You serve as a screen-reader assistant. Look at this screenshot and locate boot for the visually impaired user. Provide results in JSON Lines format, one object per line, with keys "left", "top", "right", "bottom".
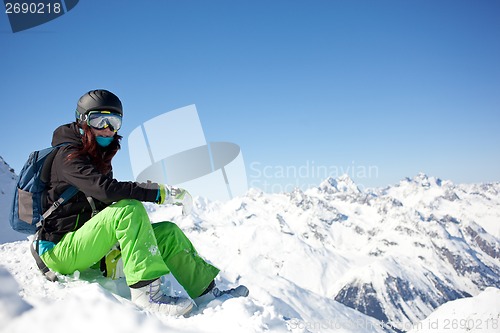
{"left": 130, "top": 278, "right": 193, "bottom": 316}
{"left": 194, "top": 284, "right": 249, "bottom": 306}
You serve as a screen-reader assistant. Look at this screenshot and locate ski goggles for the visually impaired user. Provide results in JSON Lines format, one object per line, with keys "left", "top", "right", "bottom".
{"left": 86, "top": 111, "right": 122, "bottom": 132}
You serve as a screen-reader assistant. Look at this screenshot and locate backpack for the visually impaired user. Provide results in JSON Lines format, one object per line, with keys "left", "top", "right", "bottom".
{"left": 9, "top": 143, "right": 78, "bottom": 234}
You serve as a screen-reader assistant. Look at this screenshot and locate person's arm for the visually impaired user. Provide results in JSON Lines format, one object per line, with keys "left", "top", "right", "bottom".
{"left": 57, "top": 147, "right": 159, "bottom": 204}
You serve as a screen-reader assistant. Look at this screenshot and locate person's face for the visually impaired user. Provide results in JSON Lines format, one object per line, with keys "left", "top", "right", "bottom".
{"left": 91, "top": 127, "right": 115, "bottom": 138}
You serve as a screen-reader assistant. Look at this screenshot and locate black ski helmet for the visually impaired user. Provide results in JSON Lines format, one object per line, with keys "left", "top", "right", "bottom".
{"left": 76, "top": 89, "right": 123, "bottom": 121}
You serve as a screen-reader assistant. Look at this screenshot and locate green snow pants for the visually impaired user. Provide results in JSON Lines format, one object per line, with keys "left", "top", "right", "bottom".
{"left": 41, "top": 199, "right": 220, "bottom": 299}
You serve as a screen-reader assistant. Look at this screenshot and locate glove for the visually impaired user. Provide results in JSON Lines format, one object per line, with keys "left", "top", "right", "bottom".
{"left": 158, "top": 184, "right": 193, "bottom": 216}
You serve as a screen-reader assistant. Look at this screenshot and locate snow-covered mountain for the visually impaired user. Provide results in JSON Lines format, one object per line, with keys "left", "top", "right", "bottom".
{"left": 0, "top": 158, "right": 499, "bottom": 332}
{"left": 310, "top": 174, "right": 500, "bottom": 330}
{"left": 0, "top": 156, "right": 25, "bottom": 243}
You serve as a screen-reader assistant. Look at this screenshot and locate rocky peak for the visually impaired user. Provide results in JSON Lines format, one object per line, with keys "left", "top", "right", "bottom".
{"left": 319, "top": 174, "right": 360, "bottom": 194}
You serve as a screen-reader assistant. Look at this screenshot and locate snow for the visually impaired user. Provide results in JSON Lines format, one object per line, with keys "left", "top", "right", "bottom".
{"left": 408, "top": 288, "right": 500, "bottom": 333}
{"left": 1, "top": 157, "right": 499, "bottom": 333}
{"left": 0, "top": 266, "right": 32, "bottom": 324}
{"left": 0, "top": 237, "right": 384, "bottom": 333}
{"left": 0, "top": 156, "right": 26, "bottom": 244}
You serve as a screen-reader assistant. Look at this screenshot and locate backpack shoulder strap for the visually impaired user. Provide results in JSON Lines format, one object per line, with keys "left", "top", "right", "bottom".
{"left": 38, "top": 143, "right": 79, "bottom": 225}
{"left": 34, "top": 185, "right": 77, "bottom": 282}
{"left": 33, "top": 143, "right": 79, "bottom": 282}
{"left": 40, "top": 186, "right": 79, "bottom": 223}
{"left": 31, "top": 237, "right": 58, "bottom": 282}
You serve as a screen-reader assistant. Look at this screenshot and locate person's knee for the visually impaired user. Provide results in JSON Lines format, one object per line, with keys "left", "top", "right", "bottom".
{"left": 112, "top": 199, "right": 147, "bottom": 216}
{"left": 152, "top": 222, "right": 191, "bottom": 244}
{"left": 114, "top": 199, "right": 142, "bottom": 208}
{"left": 115, "top": 198, "right": 141, "bottom": 205}
{"left": 153, "top": 221, "right": 180, "bottom": 234}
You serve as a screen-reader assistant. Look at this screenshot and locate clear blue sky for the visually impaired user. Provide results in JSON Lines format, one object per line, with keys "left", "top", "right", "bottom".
{"left": 1, "top": 0, "right": 499, "bottom": 192}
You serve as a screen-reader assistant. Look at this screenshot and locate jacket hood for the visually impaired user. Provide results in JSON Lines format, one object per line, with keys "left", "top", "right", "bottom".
{"left": 51, "top": 123, "right": 83, "bottom": 147}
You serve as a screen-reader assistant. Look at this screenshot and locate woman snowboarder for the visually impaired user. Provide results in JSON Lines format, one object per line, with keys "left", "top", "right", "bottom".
{"left": 36, "top": 89, "right": 248, "bottom": 316}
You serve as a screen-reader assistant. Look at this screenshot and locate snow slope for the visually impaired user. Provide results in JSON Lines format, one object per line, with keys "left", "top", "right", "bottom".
{"left": 409, "top": 287, "right": 500, "bottom": 333}
{"left": 1, "top": 160, "right": 499, "bottom": 332}
{"left": 0, "top": 227, "right": 384, "bottom": 333}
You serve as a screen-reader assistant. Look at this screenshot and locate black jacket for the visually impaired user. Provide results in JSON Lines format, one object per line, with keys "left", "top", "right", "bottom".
{"left": 41, "top": 123, "right": 159, "bottom": 243}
